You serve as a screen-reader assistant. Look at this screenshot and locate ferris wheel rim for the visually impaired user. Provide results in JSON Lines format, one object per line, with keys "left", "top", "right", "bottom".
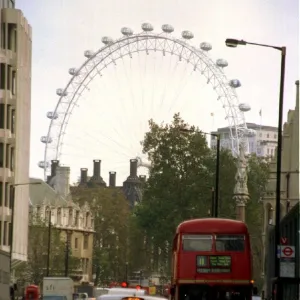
{"left": 42, "top": 27, "right": 248, "bottom": 180}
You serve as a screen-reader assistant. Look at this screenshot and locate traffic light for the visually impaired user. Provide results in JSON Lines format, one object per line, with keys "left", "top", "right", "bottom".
{"left": 136, "top": 285, "right": 141, "bottom": 290}
{"left": 121, "top": 282, "right": 128, "bottom": 288}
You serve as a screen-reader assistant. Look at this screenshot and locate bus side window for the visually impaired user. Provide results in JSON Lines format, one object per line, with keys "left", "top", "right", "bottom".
{"left": 172, "top": 234, "right": 178, "bottom": 251}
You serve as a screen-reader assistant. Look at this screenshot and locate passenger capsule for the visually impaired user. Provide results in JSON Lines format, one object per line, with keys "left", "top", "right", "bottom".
{"left": 161, "top": 24, "right": 174, "bottom": 33}
{"left": 56, "top": 88, "right": 68, "bottom": 96}
{"left": 84, "top": 50, "right": 94, "bottom": 58}
{"left": 40, "top": 136, "right": 53, "bottom": 143}
{"left": 141, "top": 23, "right": 154, "bottom": 32}
{"left": 216, "top": 59, "right": 228, "bottom": 68}
{"left": 38, "top": 161, "right": 50, "bottom": 169}
{"left": 229, "top": 79, "right": 241, "bottom": 88}
{"left": 101, "top": 36, "right": 114, "bottom": 45}
{"left": 68, "top": 68, "right": 79, "bottom": 76}
{"left": 46, "top": 111, "right": 58, "bottom": 119}
{"left": 238, "top": 103, "right": 251, "bottom": 112}
{"left": 182, "top": 30, "right": 194, "bottom": 39}
{"left": 200, "top": 42, "right": 212, "bottom": 51}
{"left": 121, "top": 27, "right": 133, "bottom": 36}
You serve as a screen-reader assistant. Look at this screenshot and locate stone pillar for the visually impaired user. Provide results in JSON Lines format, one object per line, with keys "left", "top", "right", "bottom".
{"left": 233, "top": 143, "right": 250, "bottom": 222}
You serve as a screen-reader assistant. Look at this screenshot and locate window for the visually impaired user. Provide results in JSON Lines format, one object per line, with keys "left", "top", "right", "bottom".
{"left": 1, "top": 23, "right": 6, "bottom": 48}
{"left": 12, "top": 71, "right": 16, "bottom": 95}
{"left": 3, "top": 221, "right": 7, "bottom": 245}
{"left": 4, "top": 183, "right": 9, "bottom": 207}
{"left": 10, "top": 147, "right": 14, "bottom": 171}
{"left": 7, "top": 23, "right": 17, "bottom": 52}
{"left": 85, "top": 212, "right": 90, "bottom": 227}
{"left": 0, "top": 143, "right": 4, "bottom": 167}
{"left": 0, "top": 64, "right": 5, "bottom": 89}
{"left": 68, "top": 208, "right": 73, "bottom": 226}
{"left": 57, "top": 208, "right": 61, "bottom": 225}
{"left": 267, "top": 148, "right": 269, "bottom": 155}
{"left": 74, "top": 237, "right": 78, "bottom": 249}
{"left": 267, "top": 134, "right": 269, "bottom": 138}
{"left": 0, "top": 104, "right": 4, "bottom": 128}
{"left": 11, "top": 109, "right": 15, "bottom": 133}
{"left": 83, "top": 235, "right": 88, "bottom": 249}
{"left": 0, "top": 183, "right": 3, "bottom": 206}
{"left": 182, "top": 234, "right": 213, "bottom": 252}
{"left": 215, "top": 235, "right": 245, "bottom": 252}
{"left": 8, "top": 223, "right": 11, "bottom": 246}
{"left": 75, "top": 211, "right": 79, "bottom": 226}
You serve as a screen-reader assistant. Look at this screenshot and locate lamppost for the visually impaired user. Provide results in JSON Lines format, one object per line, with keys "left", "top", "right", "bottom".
{"left": 9, "top": 182, "right": 41, "bottom": 272}
{"left": 179, "top": 128, "right": 220, "bottom": 217}
{"left": 225, "top": 38, "right": 286, "bottom": 296}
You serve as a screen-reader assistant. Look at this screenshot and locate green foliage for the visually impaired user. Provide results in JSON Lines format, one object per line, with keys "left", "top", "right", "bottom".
{"left": 131, "top": 113, "right": 269, "bottom": 283}
{"left": 72, "top": 187, "right": 130, "bottom": 285}
{"left": 16, "top": 214, "right": 80, "bottom": 286}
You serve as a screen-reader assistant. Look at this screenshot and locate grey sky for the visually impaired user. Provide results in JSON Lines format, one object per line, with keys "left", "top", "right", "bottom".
{"left": 16, "top": 0, "right": 299, "bottom": 184}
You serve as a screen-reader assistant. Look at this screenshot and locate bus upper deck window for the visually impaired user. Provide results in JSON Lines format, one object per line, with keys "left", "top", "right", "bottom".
{"left": 215, "top": 234, "right": 245, "bottom": 252}
{"left": 182, "top": 234, "right": 213, "bottom": 251}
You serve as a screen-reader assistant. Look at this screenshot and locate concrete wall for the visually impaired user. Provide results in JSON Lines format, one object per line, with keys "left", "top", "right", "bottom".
{"left": 0, "top": 8, "right": 32, "bottom": 264}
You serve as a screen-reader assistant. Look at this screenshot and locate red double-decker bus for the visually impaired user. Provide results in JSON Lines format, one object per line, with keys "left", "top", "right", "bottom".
{"left": 170, "top": 218, "right": 253, "bottom": 300}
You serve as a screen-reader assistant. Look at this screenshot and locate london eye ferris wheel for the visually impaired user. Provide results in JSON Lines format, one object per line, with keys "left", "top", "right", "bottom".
{"left": 38, "top": 23, "right": 254, "bottom": 184}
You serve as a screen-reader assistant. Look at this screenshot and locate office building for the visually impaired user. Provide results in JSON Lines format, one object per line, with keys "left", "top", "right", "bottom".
{"left": 0, "top": 2, "right": 32, "bottom": 268}
{"left": 210, "top": 123, "right": 278, "bottom": 157}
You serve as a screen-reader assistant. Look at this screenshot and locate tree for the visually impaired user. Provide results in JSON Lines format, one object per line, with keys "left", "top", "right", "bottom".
{"left": 246, "top": 155, "right": 270, "bottom": 289}
{"left": 71, "top": 187, "right": 130, "bottom": 285}
{"left": 16, "top": 214, "right": 80, "bottom": 286}
{"left": 132, "top": 113, "right": 269, "bottom": 279}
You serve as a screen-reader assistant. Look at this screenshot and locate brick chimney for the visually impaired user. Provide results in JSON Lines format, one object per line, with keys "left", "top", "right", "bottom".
{"left": 93, "top": 160, "right": 101, "bottom": 177}
{"left": 51, "top": 160, "right": 59, "bottom": 177}
{"left": 80, "top": 168, "right": 88, "bottom": 184}
{"left": 89, "top": 159, "right": 106, "bottom": 187}
{"left": 129, "top": 159, "right": 138, "bottom": 177}
{"left": 109, "top": 171, "right": 116, "bottom": 187}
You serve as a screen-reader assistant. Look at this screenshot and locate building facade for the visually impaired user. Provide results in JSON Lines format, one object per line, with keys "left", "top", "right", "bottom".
{"left": 210, "top": 123, "right": 278, "bottom": 157}
{"left": 262, "top": 80, "right": 299, "bottom": 287}
{"left": 29, "top": 169, "right": 95, "bottom": 283}
{"left": 0, "top": 5, "right": 32, "bottom": 266}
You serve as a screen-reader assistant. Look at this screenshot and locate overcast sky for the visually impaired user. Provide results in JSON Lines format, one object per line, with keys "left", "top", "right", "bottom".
{"left": 17, "top": 0, "right": 299, "bottom": 184}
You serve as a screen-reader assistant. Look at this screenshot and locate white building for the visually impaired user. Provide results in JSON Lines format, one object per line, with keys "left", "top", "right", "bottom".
{"left": 210, "top": 123, "right": 278, "bottom": 157}
{"left": 0, "top": 4, "right": 32, "bottom": 267}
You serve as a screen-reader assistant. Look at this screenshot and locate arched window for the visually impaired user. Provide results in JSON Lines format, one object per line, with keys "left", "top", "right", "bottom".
{"left": 45, "top": 206, "right": 50, "bottom": 222}
{"left": 57, "top": 208, "right": 62, "bottom": 225}
{"left": 75, "top": 210, "right": 79, "bottom": 226}
{"left": 85, "top": 212, "right": 90, "bottom": 228}
{"left": 68, "top": 208, "right": 73, "bottom": 226}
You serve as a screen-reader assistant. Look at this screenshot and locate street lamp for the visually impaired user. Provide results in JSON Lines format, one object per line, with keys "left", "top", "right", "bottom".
{"left": 9, "top": 181, "right": 41, "bottom": 272}
{"left": 225, "top": 38, "right": 286, "bottom": 295}
{"left": 179, "top": 128, "right": 220, "bottom": 217}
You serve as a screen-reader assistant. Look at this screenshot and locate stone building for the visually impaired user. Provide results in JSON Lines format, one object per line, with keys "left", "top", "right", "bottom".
{"left": 29, "top": 169, "right": 95, "bottom": 284}
{"left": 261, "top": 80, "right": 299, "bottom": 281}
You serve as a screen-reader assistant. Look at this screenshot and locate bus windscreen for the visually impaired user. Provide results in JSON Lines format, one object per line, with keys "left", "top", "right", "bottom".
{"left": 215, "top": 235, "right": 245, "bottom": 252}
{"left": 182, "top": 234, "right": 213, "bottom": 251}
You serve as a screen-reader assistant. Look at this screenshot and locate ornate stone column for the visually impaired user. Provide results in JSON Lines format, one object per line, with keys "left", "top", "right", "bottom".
{"left": 233, "top": 143, "right": 250, "bottom": 222}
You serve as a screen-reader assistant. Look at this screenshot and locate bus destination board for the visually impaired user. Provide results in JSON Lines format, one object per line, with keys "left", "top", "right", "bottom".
{"left": 209, "top": 256, "right": 231, "bottom": 267}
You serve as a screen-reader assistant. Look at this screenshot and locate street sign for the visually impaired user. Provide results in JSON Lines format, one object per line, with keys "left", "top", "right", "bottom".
{"left": 280, "top": 245, "right": 295, "bottom": 258}
{"left": 281, "top": 237, "right": 288, "bottom": 245}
